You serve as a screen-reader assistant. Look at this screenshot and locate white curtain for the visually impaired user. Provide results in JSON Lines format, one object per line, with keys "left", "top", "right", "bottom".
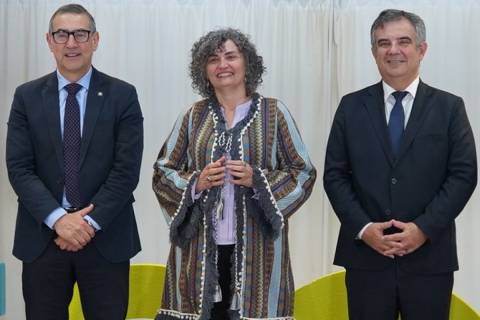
{"left": 0, "top": 0, "right": 478, "bottom": 318}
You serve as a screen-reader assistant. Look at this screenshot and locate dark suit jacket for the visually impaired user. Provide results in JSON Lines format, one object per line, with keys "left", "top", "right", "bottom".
{"left": 324, "top": 80, "right": 477, "bottom": 273}
{"left": 6, "top": 68, "right": 143, "bottom": 263}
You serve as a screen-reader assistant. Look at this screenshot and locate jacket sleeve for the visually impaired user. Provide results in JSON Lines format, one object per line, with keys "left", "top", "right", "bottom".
{"left": 152, "top": 108, "right": 200, "bottom": 246}
{"left": 414, "top": 97, "right": 477, "bottom": 242}
{"left": 6, "top": 86, "right": 60, "bottom": 224}
{"left": 88, "top": 85, "right": 144, "bottom": 229}
{"left": 323, "top": 98, "right": 372, "bottom": 237}
{"left": 250, "top": 101, "right": 317, "bottom": 238}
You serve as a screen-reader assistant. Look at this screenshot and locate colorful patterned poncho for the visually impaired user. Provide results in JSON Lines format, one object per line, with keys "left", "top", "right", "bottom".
{"left": 153, "top": 94, "right": 316, "bottom": 320}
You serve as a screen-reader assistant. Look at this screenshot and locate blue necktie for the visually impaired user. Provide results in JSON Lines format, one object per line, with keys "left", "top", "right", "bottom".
{"left": 64, "top": 83, "right": 82, "bottom": 207}
{"left": 389, "top": 91, "right": 408, "bottom": 157}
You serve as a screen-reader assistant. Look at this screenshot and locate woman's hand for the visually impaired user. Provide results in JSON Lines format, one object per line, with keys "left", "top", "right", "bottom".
{"left": 227, "top": 160, "right": 253, "bottom": 188}
{"left": 196, "top": 156, "right": 226, "bottom": 193}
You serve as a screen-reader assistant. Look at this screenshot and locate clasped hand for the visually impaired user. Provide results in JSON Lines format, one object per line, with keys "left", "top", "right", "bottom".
{"left": 362, "top": 219, "right": 427, "bottom": 258}
{"left": 196, "top": 156, "right": 253, "bottom": 193}
{"left": 54, "top": 204, "right": 95, "bottom": 252}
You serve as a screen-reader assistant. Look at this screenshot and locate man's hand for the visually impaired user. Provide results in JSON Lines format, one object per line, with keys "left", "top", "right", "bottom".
{"left": 54, "top": 204, "right": 95, "bottom": 249}
{"left": 361, "top": 221, "right": 403, "bottom": 258}
{"left": 54, "top": 237, "right": 83, "bottom": 252}
{"left": 382, "top": 220, "right": 427, "bottom": 256}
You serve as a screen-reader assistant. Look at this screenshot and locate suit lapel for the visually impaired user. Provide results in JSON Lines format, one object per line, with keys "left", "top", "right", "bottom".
{"left": 79, "top": 68, "right": 106, "bottom": 168}
{"left": 397, "top": 80, "right": 433, "bottom": 159}
{"left": 362, "top": 82, "right": 395, "bottom": 166}
{"left": 42, "top": 72, "right": 64, "bottom": 171}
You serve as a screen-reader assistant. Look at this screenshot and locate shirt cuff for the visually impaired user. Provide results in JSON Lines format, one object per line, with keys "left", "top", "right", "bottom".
{"left": 44, "top": 207, "right": 67, "bottom": 229}
{"left": 357, "top": 222, "right": 373, "bottom": 239}
{"left": 251, "top": 188, "right": 260, "bottom": 200}
{"left": 191, "top": 178, "right": 203, "bottom": 201}
{"left": 83, "top": 215, "right": 101, "bottom": 231}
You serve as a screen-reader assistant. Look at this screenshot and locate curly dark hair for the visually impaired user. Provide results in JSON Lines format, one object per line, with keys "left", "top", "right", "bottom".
{"left": 190, "top": 28, "right": 265, "bottom": 99}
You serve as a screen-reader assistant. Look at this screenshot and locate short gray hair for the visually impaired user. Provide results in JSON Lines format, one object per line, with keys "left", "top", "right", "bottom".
{"left": 48, "top": 3, "right": 96, "bottom": 33}
{"left": 190, "top": 28, "right": 265, "bottom": 99}
{"left": 371, "top": 9, "right": 426, "bottom": 47}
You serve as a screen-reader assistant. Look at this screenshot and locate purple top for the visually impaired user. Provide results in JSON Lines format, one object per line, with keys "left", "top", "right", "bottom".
{"left": 193, "top": 100, "right": 252, "bottom": 245}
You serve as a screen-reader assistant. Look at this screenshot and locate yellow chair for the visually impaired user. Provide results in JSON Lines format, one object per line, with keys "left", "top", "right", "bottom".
{"left": 294, "top": 270, "right": 348, "bottom": 320}
{"left": 69, "top": 263, "right": 165, "bottom": 320}
{"left": 450, "top": 292, "right": 480, "bottom": 320}
{"left": 294, "top": 270, "right": 480, "bottom": 320}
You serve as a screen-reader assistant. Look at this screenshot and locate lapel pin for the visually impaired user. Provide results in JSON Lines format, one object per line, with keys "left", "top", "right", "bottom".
{"left": 97, "top": 91, "right": 103, "bottom": 96}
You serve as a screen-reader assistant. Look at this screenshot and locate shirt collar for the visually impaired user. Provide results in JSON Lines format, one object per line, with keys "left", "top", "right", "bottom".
{"left": 56, "top": 67, "right": 93, "bottom": 91}
{"left": 382, "top": 76, "right": 420, "bottom": 102}
{"left": 236, "top": 99, "right": 252, "bottom": 110}
{"left": 220, "top": 99, "right": 252, "bottom": 113}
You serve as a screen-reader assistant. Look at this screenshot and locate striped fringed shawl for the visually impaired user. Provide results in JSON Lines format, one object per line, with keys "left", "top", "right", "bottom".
{"left": 153, "top": 95, "right": 316, "bottom": 320}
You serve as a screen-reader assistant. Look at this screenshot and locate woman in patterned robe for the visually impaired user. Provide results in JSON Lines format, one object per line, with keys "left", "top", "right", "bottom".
{"left": 153, "top": 28, "right": 316, "bottom": 320}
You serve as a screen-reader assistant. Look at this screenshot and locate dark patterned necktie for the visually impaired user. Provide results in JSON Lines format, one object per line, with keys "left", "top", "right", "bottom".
{"left": 389, "top": 91, "right": 408, "bottom": 157}
{"left": 64, "top": 83, "right": 82, "bottom": 207}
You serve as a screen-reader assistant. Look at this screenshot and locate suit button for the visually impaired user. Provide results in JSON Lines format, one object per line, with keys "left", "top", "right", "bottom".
{"left": 391, "top": 177, "right": 397, "bottom": 185}
{"left": 385, "top": 209, "right": 391, "bottom": 216}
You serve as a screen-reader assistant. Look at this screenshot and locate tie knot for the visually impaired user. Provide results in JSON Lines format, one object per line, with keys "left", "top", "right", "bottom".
{"left": 65, "top": 83, "right": 82, "bottom": 96}
{"left": 392, "top": 91, "right": 408, "bottom": 102}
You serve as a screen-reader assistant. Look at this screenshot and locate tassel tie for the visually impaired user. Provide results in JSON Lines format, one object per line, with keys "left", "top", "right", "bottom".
{"left": 213, "top": 284, "right": 223, "bottom": 303}
{"left": 230, "top": 290, "right": 241, "bottom": 310}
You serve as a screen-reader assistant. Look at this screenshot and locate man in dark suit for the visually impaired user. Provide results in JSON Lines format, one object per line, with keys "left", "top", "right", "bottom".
{"left": 324, "top": 9, "right": 477, "bottom": 320}
{"left": 6, "top": 4, "right": 143, "bottom": 319}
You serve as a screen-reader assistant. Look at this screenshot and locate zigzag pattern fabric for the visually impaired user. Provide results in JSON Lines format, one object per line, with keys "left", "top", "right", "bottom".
{"left": 153, "top": 95, "right": 316, "bottom": 320}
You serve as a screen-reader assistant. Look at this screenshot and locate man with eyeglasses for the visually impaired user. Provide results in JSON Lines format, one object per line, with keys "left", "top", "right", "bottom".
{"left": 6, "top": 4, "right": 143, "bottom": 319}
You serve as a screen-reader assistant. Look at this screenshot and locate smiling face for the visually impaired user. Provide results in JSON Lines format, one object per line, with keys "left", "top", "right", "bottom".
{"left": 205, "top": 39, "right": 246, "bottom": 95}
{"left": 372, "top": 18, "right": 427, "bottom": 90}
{"left": 46, "top": 13, "right": 99, "bottom": 82}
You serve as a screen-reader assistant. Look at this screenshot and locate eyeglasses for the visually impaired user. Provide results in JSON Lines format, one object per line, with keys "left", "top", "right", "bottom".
{"left": 51, "top": 29, "right": 92, "bottom": 44}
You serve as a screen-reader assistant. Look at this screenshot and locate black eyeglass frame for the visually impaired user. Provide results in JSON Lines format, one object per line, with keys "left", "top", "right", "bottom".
{"left": 51, "top": 29, "right": 92, "bottom": 44}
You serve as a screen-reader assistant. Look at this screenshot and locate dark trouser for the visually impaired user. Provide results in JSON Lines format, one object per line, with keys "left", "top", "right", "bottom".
{"left": 345, "top": 264, "right": 453, "bottom": 320}
{"left": 211, "top": 244, "right": 235, "bottom": 320}
{"left": 22, "top": 241, "right": 129, "bottom": 320}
